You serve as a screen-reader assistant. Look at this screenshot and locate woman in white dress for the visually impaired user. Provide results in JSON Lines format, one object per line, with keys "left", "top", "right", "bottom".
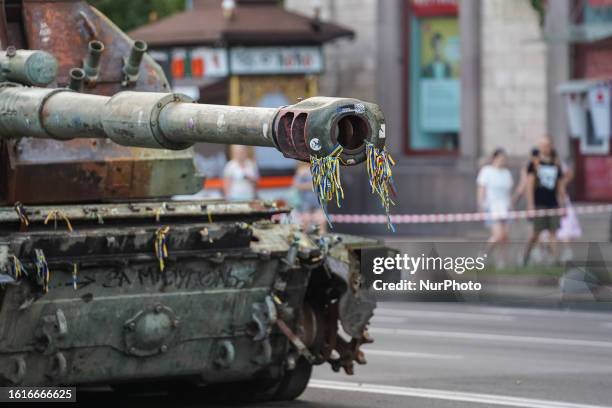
{"left": 477, "top": 148, "right": 514, "bottom": 261}
{"left": 223, "top": 145, "right": 259, "bottom": 201}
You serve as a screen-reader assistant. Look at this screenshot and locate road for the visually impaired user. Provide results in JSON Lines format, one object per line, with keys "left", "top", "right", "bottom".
{"left": 301, "top": 302, "right": 612, "bottom": 408}
{"left": 75, "top": 302, "right": 612, "bottom": 407}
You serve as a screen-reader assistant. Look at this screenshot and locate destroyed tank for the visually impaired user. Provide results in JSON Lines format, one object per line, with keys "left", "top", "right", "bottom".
{"left": 0, "top": 0, "right": 386, "bottom": 401}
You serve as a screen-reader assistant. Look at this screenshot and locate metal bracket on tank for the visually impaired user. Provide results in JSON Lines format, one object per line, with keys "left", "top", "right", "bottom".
{"left": 250, "top": 295, "right": 277, "bottom": 341}
{"left": 45, "top": 352, "right": 67, "bottom": 380}
{"left": 0, "top": 356, "right": 27, "bottom": 385}
{"left": 34, "top": 309, "right": 68, "bottom": 355}
{"left": 248, "top": 296, "right": 277, "bottom": 366}
{"left": 213, "top": 340, "right": 236, "bottom": 369}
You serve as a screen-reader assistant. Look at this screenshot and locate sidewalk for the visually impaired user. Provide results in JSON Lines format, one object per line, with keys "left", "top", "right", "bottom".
{"left": 376, "top": 206, "right": 611, "bottom": 243}
{"left": 368, "top": 208, "right": 612, "bottom": 310}
{"left": 374, "top": 278, "right": 612, "bottom": 311}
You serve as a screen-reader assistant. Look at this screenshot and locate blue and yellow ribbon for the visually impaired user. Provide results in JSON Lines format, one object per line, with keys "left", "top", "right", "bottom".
{"left": 310, "top": 145, "right": 344, "bottom": 228}
{"left": 154, "top": 226, "right": 170, "bottom": 271}
{"left": 44, "top": 210, "right": 73, "bottom": 232}
{"left": 14, "top": 202, "right": 29, "bottom": 229}
{"left": 365, "top": 141, "right": 397, "bottom": 231}
{"left": 10, "top": 255, "right": 27, "bottom": 280}
{"left": 72, "top": 264, "right": 78, "bottom": 290}
{"left": 34, "top": 249, "right": 50, "bottom": 293}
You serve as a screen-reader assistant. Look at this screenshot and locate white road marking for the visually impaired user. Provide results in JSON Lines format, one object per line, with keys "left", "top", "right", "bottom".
{"left": 364, "top": 349, "right": 463, "bottom": 360}
{"left": 379, "top": 303, "right": 612, "bottom": 320}
{"left": 308, "top": 380, "right": 611, "bottom": 408}
{"left": 480, "top": 307, "right": 612, "bottom": 320}
{"left": 375, "top": 308, "right": 516, "bottom": 322}
{"left": 371, "top": 316, "right": 406, "bottom": 324}
{"left": 371, "top": 327, "right": 612, "bottom": 349}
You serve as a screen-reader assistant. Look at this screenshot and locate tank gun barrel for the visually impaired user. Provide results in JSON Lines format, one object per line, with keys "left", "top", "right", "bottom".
{"left": 0, "top": 85, "right": 385, "bottom": 164}
{"left": 0, "top": 48, "right": 58, "bottom": 86}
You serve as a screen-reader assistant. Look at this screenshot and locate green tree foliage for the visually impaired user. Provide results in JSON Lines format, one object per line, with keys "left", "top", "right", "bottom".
{"left": 529, "top": 0, "right": 546, "bottom": 27}
{"left": 89, "top": 0, "right": 185, "bottom": 31}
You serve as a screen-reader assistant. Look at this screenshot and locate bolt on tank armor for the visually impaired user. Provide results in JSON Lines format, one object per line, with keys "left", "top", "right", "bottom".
{"left": 0, "top": 0, "right": 391, "bottom": 401}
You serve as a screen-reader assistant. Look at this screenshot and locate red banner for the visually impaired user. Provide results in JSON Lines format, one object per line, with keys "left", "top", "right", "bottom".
{"left": 411, "top": 0, "right": 458, "bottom": 17}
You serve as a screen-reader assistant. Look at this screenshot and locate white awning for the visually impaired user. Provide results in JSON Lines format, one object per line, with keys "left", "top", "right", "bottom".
{"left": 544, "top": 23, "right": 612, "bottom": 44}
{"left": 557, "top": 78, "right": 611, "bottom": 94}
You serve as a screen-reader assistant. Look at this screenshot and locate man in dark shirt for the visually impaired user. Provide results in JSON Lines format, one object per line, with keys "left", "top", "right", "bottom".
{"left": 523, "top": 137, "right": 566, "bottom": 265}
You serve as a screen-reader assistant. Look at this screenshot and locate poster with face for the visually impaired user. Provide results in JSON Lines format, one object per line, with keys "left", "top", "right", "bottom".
{"left": 419, "top": 18, "right": 461, "bottom": 133}
{"left": 420, "top": 19, "right": 459, "bottom": 79}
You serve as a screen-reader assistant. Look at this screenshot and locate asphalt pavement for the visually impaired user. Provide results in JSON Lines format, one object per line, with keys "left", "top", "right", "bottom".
{"left": 298, "top": 302, "right": 612, "bottom": 408}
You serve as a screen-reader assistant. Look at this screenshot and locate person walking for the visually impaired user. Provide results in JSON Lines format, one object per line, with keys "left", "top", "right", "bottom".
{"left": 223, "top": 145, "right": 259, "bottom": 201}
{"left": 477, "top": 148, "right": 513, "bottom": 263}
{"left": 291, "top": 162, "right": 326, "bottom": 232}
{"left": 523, "top": 137, "right": 566, "bottom": 265}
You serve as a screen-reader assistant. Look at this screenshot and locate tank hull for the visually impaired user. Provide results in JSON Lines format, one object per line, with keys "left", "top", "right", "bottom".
{"left": 0, "top": 200, "right": 379, "bottom": 390}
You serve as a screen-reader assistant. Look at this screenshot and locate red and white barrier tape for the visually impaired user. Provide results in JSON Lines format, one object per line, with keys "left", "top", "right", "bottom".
{"left": 331, "top": 204, "right": 612, "bottom": 225}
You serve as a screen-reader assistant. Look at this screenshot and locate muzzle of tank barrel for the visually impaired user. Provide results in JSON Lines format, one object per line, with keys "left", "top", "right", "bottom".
{"left": 272, "top": 97, "right": 386, "bottom": 165}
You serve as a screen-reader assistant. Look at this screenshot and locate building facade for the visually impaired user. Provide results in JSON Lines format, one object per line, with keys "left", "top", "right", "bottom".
{"left": 565, "top": 2, "right": 612, "bottom": 201}
{"left": 287, "top": 0, "right": 611, "bottom": 235}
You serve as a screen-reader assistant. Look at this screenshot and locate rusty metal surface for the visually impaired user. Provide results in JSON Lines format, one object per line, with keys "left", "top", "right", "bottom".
{"left": 2, "top": 139, "right": 198, "bottom": 204}
{"left": 0, "top": 0, "right": 183, "bottom": 205}
{"left": 3, "top": 1, "right": 26, "bottom": 49}
{"left": 21, "top": 0, "right": 169, "bottom": 93}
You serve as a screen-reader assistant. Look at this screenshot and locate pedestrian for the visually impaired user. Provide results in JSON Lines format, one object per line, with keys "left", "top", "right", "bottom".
{"left": 477, "top": 148, "right": 513, "bottom": 265}
{"left": 523, "top": 137, "right": 566, "bottom": 265}
{"left": 223, "top": 145, "right": 259, "bottom": 201}
{"left": 291, "top": 162, "right": 326, "bottom": 232}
